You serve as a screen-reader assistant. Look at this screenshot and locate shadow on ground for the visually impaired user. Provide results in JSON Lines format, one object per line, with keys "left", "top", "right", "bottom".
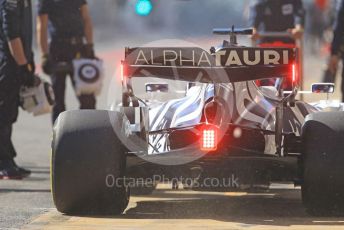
{"left": 109, "top": 188, "right": 344, "bottom": 227}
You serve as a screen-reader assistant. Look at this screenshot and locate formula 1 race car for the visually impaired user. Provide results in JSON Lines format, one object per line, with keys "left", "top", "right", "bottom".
{"left": 51, "top": 28, "right": 344, "bottom": 216}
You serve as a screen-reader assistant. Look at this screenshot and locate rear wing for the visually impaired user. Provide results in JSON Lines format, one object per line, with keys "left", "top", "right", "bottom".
{"left": 123, "top": 47, "right": 297, "bottom": 83}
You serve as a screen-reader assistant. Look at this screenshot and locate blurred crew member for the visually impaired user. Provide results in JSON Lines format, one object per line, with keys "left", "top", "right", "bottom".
{"left": 37, "top": 0, "right": 97, "bottom": 124}
{"left": 307, "top": 0, "right": 332, "bottom": 54}
{"left": 328, "top": 0, "right": 344, "bottom": 101}
{"left": 249, "top": 0, "right": 305, "bottom": 44}
{"left": 249, "top": 0, "right": 305, "bottom": 88}
{"left": 0, "top": 0, "right": 35, "bottom": 179}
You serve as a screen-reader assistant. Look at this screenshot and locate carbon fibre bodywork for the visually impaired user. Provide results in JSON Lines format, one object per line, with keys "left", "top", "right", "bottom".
{"left": 119, "top": 39, "right": 323, "bottom": 185}
{"left": 147, "top": 81, "right": 317, "bottom": 156}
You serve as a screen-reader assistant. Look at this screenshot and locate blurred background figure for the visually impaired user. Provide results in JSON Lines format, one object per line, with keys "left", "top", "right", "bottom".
{"left": 325, "top": 0, "right": 344, "bottom": 100}
{"left": 0, "top": 0, "right": 35, "bottom": 179}
{"left": 37, "top": 0, "right": 97, "bottom": 124}
{"left": 249, "top": 0, "right": 305, "bottom": 44}
{"left": 249, "top": 0, "right": 305, "bottom": 88}
{"left": 306, "top": 0, "right": 336, "bottom": 55}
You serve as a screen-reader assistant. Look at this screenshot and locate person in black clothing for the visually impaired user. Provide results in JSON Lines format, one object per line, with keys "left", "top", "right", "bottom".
{"left": 327, "top": 0, "right": 344, "bottom": 101}
{"left": 249, "top": 0, "right": 305, "bottom": 88}
{"left": 249, "top": 0, "right": 305, "bottom": 44}
{"left": 37, "top": 0, "right": 97, "bottom": 124}
{"left": 0, "top": 0, "right": 35, "bottom": 179}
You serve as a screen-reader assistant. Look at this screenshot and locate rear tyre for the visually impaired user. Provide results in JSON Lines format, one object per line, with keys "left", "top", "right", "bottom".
{"left": 52, "top": 110, "right": 130, "bottom": 215}
{"left": 302, "top": 112, "right": 344, "bottom": 216}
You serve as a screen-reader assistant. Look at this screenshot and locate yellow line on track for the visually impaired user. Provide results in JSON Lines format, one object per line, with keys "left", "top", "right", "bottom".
{"left": 23, "top": 210, "right": 344, "bottom": 230}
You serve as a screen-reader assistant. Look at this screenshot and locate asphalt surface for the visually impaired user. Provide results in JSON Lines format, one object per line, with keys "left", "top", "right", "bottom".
{"left": 21, "top": 184, "right": 344, "bottom": 230}
{"left": 1, "top": 37, "right": 344, "bottom": 229}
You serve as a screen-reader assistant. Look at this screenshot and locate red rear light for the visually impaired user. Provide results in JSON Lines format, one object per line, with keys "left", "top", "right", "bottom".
{"left": 200, "top": 125, "right": 218, "bottom": 152}
{"left": 120, "top": 63, "right": 125, "bottom": 82}
{"left": 121, "top": 62, "right": 128, "bottom": 84}
{"left": 292, "top": 63, "right": 296, "bottom": 83}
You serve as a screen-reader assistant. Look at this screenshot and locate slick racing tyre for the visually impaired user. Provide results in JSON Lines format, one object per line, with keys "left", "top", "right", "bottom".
{"left": 52, "top": 110, "right": 130, "bottom": 215}
{"left": 302, "top": 112, "right": 344, "bottom": 216}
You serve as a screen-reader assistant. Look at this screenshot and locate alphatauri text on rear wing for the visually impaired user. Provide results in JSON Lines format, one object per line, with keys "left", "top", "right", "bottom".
{"left": 122, "top": 47, "right": 297, "bottom": 83}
